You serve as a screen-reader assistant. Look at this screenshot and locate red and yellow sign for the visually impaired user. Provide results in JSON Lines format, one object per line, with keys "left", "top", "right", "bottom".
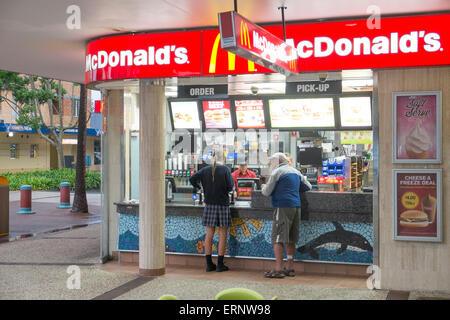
{"left": 318, "top": 176, "right": 344, "bottom": 184}
{"left": 218, "top": 11, "right": 298, "bottom": 76}
{"left": 85, "top": 14, "right": 450, "bottom": 84}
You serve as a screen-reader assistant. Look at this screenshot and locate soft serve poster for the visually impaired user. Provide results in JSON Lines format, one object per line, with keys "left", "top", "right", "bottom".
{"left": 395, "top": 93, "right": 438, "bottom": 161}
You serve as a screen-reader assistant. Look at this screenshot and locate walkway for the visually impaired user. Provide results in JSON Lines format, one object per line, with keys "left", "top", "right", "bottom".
{"left": 0, "top": 222, "right": 408, "bottom": 300}
{"left": 1, "top": 205, "right": 447, "bottom": 300}
{"left": 6, "top": 191, "right": 101, "bottom": 240}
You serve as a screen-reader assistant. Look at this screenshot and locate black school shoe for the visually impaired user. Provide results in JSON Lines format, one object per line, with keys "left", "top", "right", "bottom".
{"left": 216, "top": 264, "right": 229, "bottom": 272}
{"left": 206, "top": 263, "right": 216, "bottom": 272}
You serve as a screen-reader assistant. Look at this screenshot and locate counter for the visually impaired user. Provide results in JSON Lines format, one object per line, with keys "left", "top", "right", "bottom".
{"left": 115, "top": 191, "right": 374, "bottom": 264}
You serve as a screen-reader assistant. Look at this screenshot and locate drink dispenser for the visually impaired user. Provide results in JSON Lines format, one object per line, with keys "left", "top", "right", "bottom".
{"left": 165, "top": 177, "right": 176, "bottom": 202}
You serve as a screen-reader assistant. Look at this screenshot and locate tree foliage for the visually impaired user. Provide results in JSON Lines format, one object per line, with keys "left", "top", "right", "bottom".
{"left": 0, "top": 71, "right": 88, "bottom": 169}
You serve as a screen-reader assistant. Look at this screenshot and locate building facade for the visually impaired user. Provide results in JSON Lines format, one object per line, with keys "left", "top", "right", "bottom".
{"left": 0, "top": 79, "right": 102, "bottom": 173}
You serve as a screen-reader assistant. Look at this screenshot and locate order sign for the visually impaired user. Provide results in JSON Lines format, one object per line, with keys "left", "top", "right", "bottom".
{"left": 235, "top": 100, "right": 265, "bottom": 128}
{"left": 202, "top": 100, "right": 232, "bottom": 129}
{"left": 269, "top": 98, "right": 335, "bottom": 128}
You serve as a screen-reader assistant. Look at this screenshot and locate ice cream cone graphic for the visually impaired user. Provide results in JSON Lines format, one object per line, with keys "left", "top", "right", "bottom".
{"left": 405, "top": 121, "right": 432, "bottom": 159}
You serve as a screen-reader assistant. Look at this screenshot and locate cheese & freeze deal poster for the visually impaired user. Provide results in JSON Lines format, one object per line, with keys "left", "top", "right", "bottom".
{"left": 394, "top": 171, "right": 440, "bottom": 240}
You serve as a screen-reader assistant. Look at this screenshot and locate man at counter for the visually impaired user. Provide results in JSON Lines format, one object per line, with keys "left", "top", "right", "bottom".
{"left": 261, "top": 152, "right": 311, "bottom": 279}
{"left": 231, "top": 162, "right": 257, "bottom": 187}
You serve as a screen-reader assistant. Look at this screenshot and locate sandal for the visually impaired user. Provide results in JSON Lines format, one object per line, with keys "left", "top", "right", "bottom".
{"left": 282, "top": 269, "right": 295, "bottom": 277}
{"left": 264, "top": 270, "right": 285, "bottom": 278}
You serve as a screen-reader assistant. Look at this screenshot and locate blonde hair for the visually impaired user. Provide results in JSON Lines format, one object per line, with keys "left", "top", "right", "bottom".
{"left": 211, "top": 151, "right": 217, "bottom": 182}
{"left": 211, "top": 148, "right": 224, "bottom": 182}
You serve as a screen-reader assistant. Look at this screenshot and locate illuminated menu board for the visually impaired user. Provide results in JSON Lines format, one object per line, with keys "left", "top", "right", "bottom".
{"left": 202, "top": 100, "right": 233, "bottom": 129}
{"left": 339, "top": 97, "right": 372, "bottom": 127}
{"left": 235, "top": 100, "right": 265, "bottom": 129}
{"left": 269, "top": 98, "right": 335, "bottom": 128}
{"left": 170, "top": 101, "right": 201, "bottom": 129}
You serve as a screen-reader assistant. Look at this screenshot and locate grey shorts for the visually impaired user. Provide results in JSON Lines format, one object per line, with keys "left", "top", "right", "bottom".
{"left": 271, "top": 207, "right": 301, "bottom": 244}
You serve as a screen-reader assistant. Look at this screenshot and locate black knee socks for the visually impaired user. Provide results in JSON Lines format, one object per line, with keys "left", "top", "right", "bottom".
{"left": 206, "top": 254, "right": 215, "bottom": 266}
{"left": 206, "top": 255, "right": 225, "bottom": 266}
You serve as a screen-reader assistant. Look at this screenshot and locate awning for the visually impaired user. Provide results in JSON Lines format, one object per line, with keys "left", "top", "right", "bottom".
{"left": 0, "top": 122, "right": 102, "bottom": 136}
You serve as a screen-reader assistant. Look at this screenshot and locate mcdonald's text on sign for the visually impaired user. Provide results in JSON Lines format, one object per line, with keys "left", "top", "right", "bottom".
{"left": 218, "top": 11, "right": 299, "bottom": 76}
{"left": 84, "top": 14, "right": 449, "bottom": 84}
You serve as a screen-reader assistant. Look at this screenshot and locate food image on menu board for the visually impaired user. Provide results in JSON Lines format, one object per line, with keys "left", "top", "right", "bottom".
{"left": 202, "top": 100, "right": 233, "bottom": 129}
{"left": 269, "top": 98, "right": 335, "bottom": 128}
{"left": 170, "top": 101, "right": 201, "bottom": 129}
{"left": 341, "top": 131, "right": 373, "bottom": 144}
{"left": 235, "top": 100, "right": 265, "bottom": 128}
{"left": 339, "top": 97, "right": 372, "bottom": 127}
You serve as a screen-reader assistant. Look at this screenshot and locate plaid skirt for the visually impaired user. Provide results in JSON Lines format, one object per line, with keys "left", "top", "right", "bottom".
{"left": 202, "top": 204, "right": 232, "bottom": 227}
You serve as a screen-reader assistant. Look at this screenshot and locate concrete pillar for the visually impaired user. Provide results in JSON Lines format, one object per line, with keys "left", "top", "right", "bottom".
{"left": 139, "top": 79, "right": 166, "bottom": 276}
{"left": 101, "top": 89, "right": 124, "bottom": 262}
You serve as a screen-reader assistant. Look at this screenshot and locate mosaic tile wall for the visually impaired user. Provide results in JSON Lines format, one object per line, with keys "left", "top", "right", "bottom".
{"left": 118, "top": 213, "right": 373, "bottom": 264}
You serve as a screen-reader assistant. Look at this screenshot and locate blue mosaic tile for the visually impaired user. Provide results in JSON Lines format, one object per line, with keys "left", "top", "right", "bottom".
{"left": 118, "top": 230, "right": 139, "bottom": 251}
{"left": 118, "top": 212, "right": 373, "bottom": 264}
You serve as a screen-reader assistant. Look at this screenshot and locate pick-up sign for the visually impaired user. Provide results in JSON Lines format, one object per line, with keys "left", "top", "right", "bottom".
{"left": 286, "top": 80, "right": 342, "bottom": 95}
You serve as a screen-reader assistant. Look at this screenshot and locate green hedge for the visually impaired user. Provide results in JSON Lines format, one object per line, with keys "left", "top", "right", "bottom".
{"left": 2, "top": 169, "right": 101, "bottom": 191}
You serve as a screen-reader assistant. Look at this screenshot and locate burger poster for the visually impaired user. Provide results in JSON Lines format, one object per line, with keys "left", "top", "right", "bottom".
{"left": 170, "top": 101, "right": 201, "bottom": 129}
{"left": 268, "top": 98, "right": 335, "bottom": 128}
{"left": 235, "top": 100, "right": 265, "bottom": 129}
{"left": 393, "top": 169, "right": 442, "bottom": 242}
{"left": 202, "top": 100, "right": 232, "bottom": 129}
{"left": 393, "top": 91, "right": 442, "bottom": 163}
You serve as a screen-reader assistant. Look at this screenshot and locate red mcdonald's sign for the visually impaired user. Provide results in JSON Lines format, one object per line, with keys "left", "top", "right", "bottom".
{"left": 218, "top": 11, "right": 299, "bottom": 76}
{"left": 84, "top": 14, "right": 449, "bottom": 84}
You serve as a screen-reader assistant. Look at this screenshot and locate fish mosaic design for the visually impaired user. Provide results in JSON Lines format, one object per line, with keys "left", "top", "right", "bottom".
{"left": 297, "top": 222, "right": 373, "bottom": 259}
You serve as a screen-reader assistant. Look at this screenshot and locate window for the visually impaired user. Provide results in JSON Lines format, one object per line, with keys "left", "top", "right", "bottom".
{"left": 94, "top": 139, "right": 101, "bottom": 165}
{"left": 11, "top": 97, "right": 18, "bottom": 122}
{"left": 52, "top": 99, "right": 59, "bottom": 115}
{"left": 30, "top": 144, "right": 39, "bottom": 158}
{"left": 10, "top": 144, "right": 18, "bottom": 159}
{"left": 72, "top": 98, "right": 80, "bottom": 117}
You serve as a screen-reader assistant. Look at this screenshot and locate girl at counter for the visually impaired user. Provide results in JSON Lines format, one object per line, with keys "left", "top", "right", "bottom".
{"left": 189, "top": 151, "right": 234, "bottom": 272}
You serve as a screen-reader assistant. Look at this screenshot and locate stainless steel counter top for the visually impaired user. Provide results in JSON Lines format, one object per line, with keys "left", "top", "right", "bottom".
{"left": 115, "top": 190, "right": 373, "bottom": 223}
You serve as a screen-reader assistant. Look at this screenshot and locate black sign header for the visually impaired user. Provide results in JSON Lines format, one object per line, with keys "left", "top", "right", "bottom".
{"left": 178, "top": 85, "right": 228, "bottom": 98}
{"left": 286, "top": 81, "right": 342, "bottom": 95}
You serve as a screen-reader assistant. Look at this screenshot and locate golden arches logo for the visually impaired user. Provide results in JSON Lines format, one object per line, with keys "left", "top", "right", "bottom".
{"left": 240, "top": 21, "right": 251, "bottom": 49}
{"left": 286, "top": 46, "right": 297, "bottom": 72}
{"left": 209, "top": 33, "right": 255, "bottom": 74}
{"left": 289, "top": 59, "right": 297, "bottom": 72}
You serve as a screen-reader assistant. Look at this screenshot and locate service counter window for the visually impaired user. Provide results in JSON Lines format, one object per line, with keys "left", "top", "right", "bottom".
{"left": 288, "top": 130, "right": 374, "bottom": 192}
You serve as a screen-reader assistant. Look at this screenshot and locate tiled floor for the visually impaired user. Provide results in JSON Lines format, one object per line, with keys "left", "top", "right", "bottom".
{"left": 99, "top": 262, "right": 369, "bottom": 290}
